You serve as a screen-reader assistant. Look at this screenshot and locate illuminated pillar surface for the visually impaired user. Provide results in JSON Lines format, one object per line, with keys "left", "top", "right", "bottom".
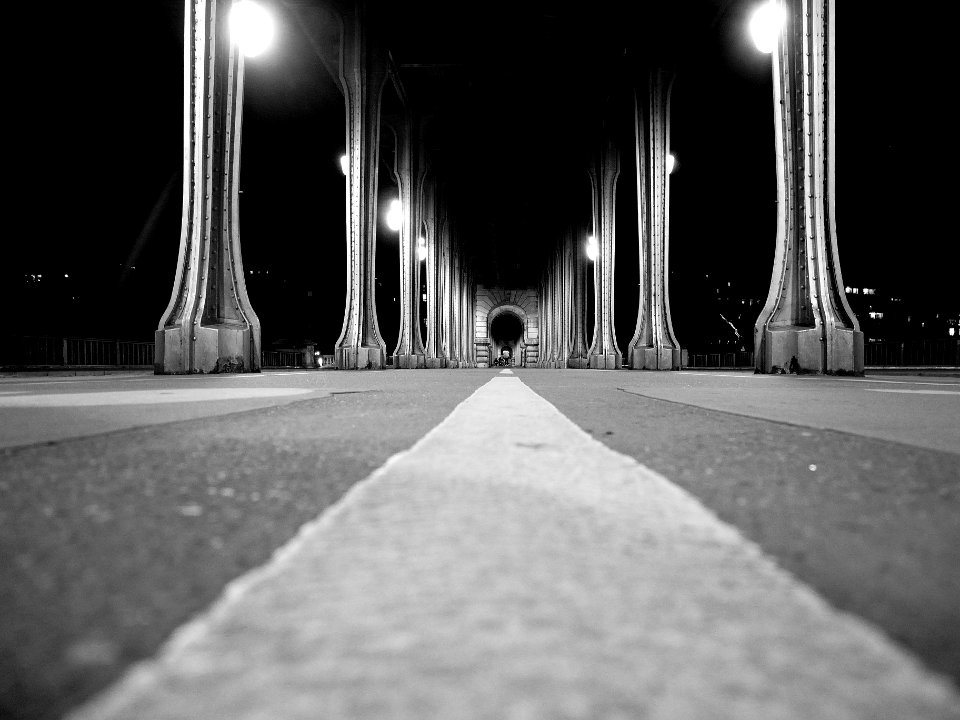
{"left": 422, "top": 176, "right": 443, "bottom": 368}
{"left": 555, "top": 242, "right": 569, "bottom": 367}
{"left": 754, "top": 0, "right": 862, "bottom": 373}
{"left": 567, "top": 222, "right": 590, "bottom": 368}
{"left": 335, "top": 5, "right": 388, "bottom": 370}
{"left": 587, "top": 140, "right": 622, "bottom": 370}
{"left": 627, "top": 69, "right": 681, "bottom": 370}
{"left": 156, "top": 0, "right": 261, "bottom": 374}
{"left": 387, "top": 113, "right": 425, "bottom": 369}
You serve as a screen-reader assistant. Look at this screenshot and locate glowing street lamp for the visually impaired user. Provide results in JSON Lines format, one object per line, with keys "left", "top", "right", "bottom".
{"left": 386, "top": 199, "right": 403, "bottom": 232}
{"left": 666, "top": 153, "right": 677, "bottom": 174}
{"left": 748, "top": 1, "right": 785, "bottom": 54}
{"left": 230, "top": 1, "right": 274, "bottom": 58}
{"left": 585, "top": 235, "right": 599, "bottom": 261}
{"left": 339, "top": 154, "right": 348, "bottom": 176}
{"left": 417, "top": 236, "right": 427, "bottom": 262}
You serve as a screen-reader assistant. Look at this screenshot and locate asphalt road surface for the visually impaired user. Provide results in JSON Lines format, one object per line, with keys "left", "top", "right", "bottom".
{"left": 1, "top": 369, "right": 957, "bottom": 719}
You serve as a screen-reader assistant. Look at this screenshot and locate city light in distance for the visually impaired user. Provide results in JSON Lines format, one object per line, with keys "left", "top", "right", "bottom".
{"left": 230, "top": 1, "right": 274, "bottom": 58}
{"left": 666, "top": 154, "right": 676, "bottom": 174}
{"left": 748, "top": 1, "right": 785, "bottom": 54}
{"left": 339, "top": 154, "right": 348, "bottom": 176}
{"left": 386, "top": 199, "right": 403, "bottom": 232}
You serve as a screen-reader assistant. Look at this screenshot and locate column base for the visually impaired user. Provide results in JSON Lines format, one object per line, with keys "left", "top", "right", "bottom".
{"left": 629, "top": 346, "right": 681, "bottom": 370}
{"left": 567, "top": 356, "right": 589, "bottom": 369}
{"left": 758, "top": 326, "right": 863, "bottom": 374}
{"left": 424, "top": 357, "right": 443, "bottom": 369}
{"left": 588, "top": 353, "right": 620, "bottom": 370}
{"left": 336, "top": 345, "right": 386, "bottom": 370}
{"left": 155, "top": 323, "right": 260, "bottom": 374}
{"left": 394, "top": 353, "right": 425, "bottom": 369}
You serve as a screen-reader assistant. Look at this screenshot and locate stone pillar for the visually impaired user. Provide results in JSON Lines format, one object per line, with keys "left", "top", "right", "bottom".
{"left": 627, "top": 69, "right": 681, "bottom": 370}
{"left": 754, "top": 0, "right": 862, "bottom": 374}
{"left": 335, "top": 4, "right": 388, "bottom": 370}
{"left": 587, "top": 140, "right": 622, "bottom": 369}
{"left": 156, "top": 0, "right": 261, "bottom": 375}
{"left": 388, "top": 113, "right": 425, "bottom": 369}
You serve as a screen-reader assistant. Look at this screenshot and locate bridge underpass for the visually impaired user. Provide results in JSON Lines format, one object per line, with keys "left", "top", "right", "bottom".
{"left": 154, "top": 0, "right": 863, "bottom": 375}
{"left": 8, "top": 2, "right": 960, "bottom": 719}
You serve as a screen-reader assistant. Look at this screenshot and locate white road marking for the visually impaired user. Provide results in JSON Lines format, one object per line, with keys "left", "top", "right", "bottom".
{"left": 821, "top": 377, "right": 960, "bottom": 387}
{"left": 867, "top": 389, "right": 960, "bottom": 396}
{"left": 0, "top": 376, "right": 156, "bottom": 387}
{"left": 677, "top": 371, "right": 771, "bottom": 378}
{"left": 0, "top": 388, "right": 314, "bottom": 407}
{"left": 68, "top": 377, "right": 960, "bottom": 720}
{"left": 499, "top": 369, "right": 514, "bottom": 375}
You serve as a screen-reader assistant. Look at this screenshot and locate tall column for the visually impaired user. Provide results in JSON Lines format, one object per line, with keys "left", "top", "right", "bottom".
{"left": 448, "top": 230, "right": 462, "bottom": 368}
{"left": 627, "top": 69, "right": 681, "bottom": 370}
{"left": 567, "top": 222, "right": 590, "bottom": 368}
{"left": 438, "top": 210, "right": 453, "bottom": 367}
{"left": 542, "top": 263, "right": 556, "bottom": 368}
{"left": 335, "top": 4, "right": 388, "bottom": 370}
{"left": 422, "top": 175, "right": 443, "bottom": 368}
{"left": 587, "top": 140, "right": 622, "bottom": 369}
{"left": 754, "top": 0, "right": 862, "bottom": 373}
{"left": 156, "top": 0, "right": 261, "bottom": 374}
{"left": 389, "top": 113, "right": 425, "bottom": 369}
{"left": 559, "top": 228, "right": 575, "bottom": 367}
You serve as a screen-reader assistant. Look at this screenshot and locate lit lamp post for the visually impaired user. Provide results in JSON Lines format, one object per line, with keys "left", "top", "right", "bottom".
{"left": 585, "top": 234, "right": 598, "bottom": 262}
{"left": 385, "top": 199, "right": 403, "bottom": 232}
{"left": 748, "top": 1, "right": 785, "bottom": 53}
{"left": 230, "top": 0, "right": 274, "bottom": 57}
{"left": 749, "top": 0, "right": 863, "bottom": 373}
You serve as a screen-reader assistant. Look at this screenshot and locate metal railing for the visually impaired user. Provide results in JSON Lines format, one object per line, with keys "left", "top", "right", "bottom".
{"left": 1, "top": 336, "right": 155, "bottom": 368}
{"left": 684, "top": 351, "right": 755, "bottom": 369}
{"left": 865, "top": 339, "right": 960, "bottom": 367}
{"left": 261, "top": 349, "right": 303, "bottom": 368}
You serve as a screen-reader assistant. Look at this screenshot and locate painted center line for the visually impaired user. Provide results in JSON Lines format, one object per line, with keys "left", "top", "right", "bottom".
{"left": 867, "top": 389, "right": 960, "bottom": 396}
{"left": 69, "top": 377, "right": 959, "bottom": 720}
{"left": 0, "top": 388, "right": 315, "bottom": 407}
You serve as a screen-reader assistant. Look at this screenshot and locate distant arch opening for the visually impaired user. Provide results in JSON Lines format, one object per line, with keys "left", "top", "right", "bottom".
{"left": 490, "top": 311, "right": 524, "bottom": 366}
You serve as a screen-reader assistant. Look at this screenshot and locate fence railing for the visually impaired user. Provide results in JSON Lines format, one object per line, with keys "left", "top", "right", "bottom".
{"left": 1, "top": 336, "right": 155, "bottom": 368}
{"left": 261, "top": 350, "right": 303, "bottom": 368}
{"left": 684, "top": 351, "right": 755, "bottom": 369}
{"left": 865, "top": 339, "right": 960, "bottom": 367}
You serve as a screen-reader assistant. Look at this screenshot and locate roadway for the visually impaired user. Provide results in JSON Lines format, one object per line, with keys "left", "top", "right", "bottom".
{"left": 0, "top": 369, "right": 957, "bottom": 719}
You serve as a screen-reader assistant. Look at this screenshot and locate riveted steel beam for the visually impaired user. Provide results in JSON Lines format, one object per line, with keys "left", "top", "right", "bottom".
{"left": 155, "top": 0, "right": 261, "bottom": 375}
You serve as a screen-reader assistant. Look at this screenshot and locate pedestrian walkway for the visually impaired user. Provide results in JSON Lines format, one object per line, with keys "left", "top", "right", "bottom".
{"left": 68, "top": 375, "right": 960, "bottom": 720}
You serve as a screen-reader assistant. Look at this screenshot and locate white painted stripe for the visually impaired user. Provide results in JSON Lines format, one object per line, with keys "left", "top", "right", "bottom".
{"left": 68, "top": 377, "right": 960, "bottom": 720}
{"left": 867, "top": 389, "right": 960, "bottom": 396}
{"left": 499, "top": 369, "right": 514, "bottom": 375}
{"left": 677, "top": 371, "right": 769, "bottom": 378}
{"left": 820, "top": 377, "right": 960, "bottom": 387}
{"left": 0, "top": 388, "right": 314, "bottom": 407}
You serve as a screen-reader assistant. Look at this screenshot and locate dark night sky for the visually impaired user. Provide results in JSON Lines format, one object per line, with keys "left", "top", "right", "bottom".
{"left": 6, "top": 0, "right": 955, "bottom": 352}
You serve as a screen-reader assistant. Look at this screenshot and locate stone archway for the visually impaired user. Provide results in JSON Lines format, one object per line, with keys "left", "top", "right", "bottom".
{"left": 489, "top": 309, "right": 524, "bottom": 365}
{"left": 474, "top": 286, "right": 539, "bottom": 367}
